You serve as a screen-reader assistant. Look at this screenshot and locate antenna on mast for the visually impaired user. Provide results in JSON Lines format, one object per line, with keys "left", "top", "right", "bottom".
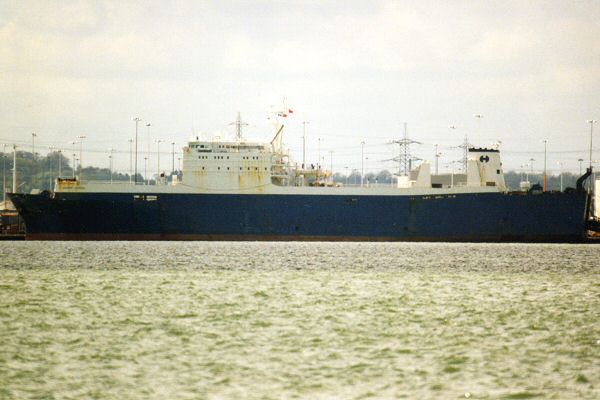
{"left": 229, "top": 112, "right": 248, "bottom": 141}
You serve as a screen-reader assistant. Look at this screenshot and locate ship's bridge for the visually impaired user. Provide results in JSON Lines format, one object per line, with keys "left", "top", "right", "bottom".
{"left": 182, "top": 138, "right": 275, "bottom": 191}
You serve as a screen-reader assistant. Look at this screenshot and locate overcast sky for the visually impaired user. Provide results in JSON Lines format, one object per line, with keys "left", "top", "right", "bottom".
{"left": 1, "top": 0, "right": 600, "bottom": 176}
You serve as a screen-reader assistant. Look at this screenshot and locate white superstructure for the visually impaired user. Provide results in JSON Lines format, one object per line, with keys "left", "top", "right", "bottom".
{"left": 56, "top": 123, "right": 508, "bottom": 196}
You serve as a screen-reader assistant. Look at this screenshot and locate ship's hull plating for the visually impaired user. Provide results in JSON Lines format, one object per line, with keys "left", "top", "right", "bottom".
{"left": 9, "top": 191, "right": 589, "bottom": 242}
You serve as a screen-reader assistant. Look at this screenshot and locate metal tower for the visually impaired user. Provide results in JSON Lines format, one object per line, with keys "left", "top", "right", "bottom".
{"left": 230, "top": 112, "right": 248, "bottom": 141}
{"left": 390, "top": 122, "right": 420, "bottom": 176}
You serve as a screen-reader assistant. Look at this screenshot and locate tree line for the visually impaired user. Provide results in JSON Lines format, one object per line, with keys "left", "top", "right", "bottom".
{"left": 1, "top": 150, "right": 139, "bottom": 196}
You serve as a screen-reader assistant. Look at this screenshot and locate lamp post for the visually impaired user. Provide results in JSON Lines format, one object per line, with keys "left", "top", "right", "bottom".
{"left": 12, "top": 145, "right": 17, "bottom": 194}
{"left": 302, "top": 121, "right": 309, "bottom": 169}
{"left": 434, "top": 144, "right": 440, "bottom": 175}
{"left": 133, "top": 117, "right": 142, "bottom": 184}
{"left": 543, "top": 140, "right": 547, "bottom": 192}
{"left": 76, "top": 135, "right": 86, "bottom": 181}
{"left": 128, "top": 138, "right": 133, "bottom": 184}
{"left": 146, "top": 122, "right": 152, "bottom": 175}
{"left": 329, "top": 151, "right": 333, "bottom": 183}
{"left": 588, "top": 120, "right": 597, "bottom": 194}
{"left": 57, "top": 149, "right": 62, "bottom": 178}
{"left": 70, "top": 141, "right": 78, "bottom": 178}
{"left": 31, "top": 132, "right": 37, "bottom": 188}
{"left": 48, "top": 146, "right": 54, "bottom": 190}
{"left": 578, "top": 158, "right": 584, "bottom": 175}
{"left": 144, "top": 156, "right": 148, "bottom": 185}
{"left": 361, "top": 141, "right": 365, "bottom": 187}
{"left": 588, "top": 120, "right": 597, "bottom": 169}
{"left": 155, "top": 139, "right": 163, "bottom": 185}
{"left": 171, "top": 142, "right": 175, "bottom": 174}
{"left": 365, "top": 156, "right": 369, "bottom": 187}
{"left": 108, "top": 148, "right": 114, "bottom": 184}
{"left": 2, "top": 144, "right": 6, "bottom": 202}
{"left": 317, "top": 137, "right": 321, "bottom": 181}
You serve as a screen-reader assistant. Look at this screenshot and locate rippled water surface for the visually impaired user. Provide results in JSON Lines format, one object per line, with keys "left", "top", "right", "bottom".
{"left": 1, "top": 242, "right": 599, "bottom": 399}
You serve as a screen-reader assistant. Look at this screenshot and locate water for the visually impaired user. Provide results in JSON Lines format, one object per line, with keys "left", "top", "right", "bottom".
{"left": 1, "top": 242, "right": 599, "bottom": 399}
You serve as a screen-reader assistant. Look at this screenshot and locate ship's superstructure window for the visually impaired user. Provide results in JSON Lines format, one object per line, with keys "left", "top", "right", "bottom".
{"left": 183, "top": 138, "right": 273, "bottom": 190}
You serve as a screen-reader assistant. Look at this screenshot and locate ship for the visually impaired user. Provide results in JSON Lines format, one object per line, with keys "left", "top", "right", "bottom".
{"left": 8, "top": 116, "right": 594, "bottom": 242}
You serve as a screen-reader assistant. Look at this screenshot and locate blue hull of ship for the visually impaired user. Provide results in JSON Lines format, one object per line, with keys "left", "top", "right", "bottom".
{"left": 8, "top": 191, "right": 589, "bottom": 242}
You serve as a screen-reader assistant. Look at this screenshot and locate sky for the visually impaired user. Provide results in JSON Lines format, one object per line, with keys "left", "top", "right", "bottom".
{"left": 1, "top": 0, "right": 600, "bottom": 177}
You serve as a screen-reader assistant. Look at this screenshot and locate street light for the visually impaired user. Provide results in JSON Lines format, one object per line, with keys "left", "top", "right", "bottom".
{"left": 133, "top": 117, "right": 142, "bottom": 184}
{"left": 302, "top": 121, "right": 309, "bottom": 169}
{"left": 57, "top": 149, "right": 62, "bottom": 178}
{"left": 12, "top": 145, "right": 17, "bottom": 194}
{"left": 31, "top": 133, "right": 37, "bottom": 188}
{"left": 171, "top": 142, "right": 175, "bottom": 174}
{"left": 76, "top": 135, "right": 86, "bottom": 181}
{"left": 434, "top": 144, "right": 441, "bottom": 175}
{"left": 155, "top": 139, "right": 163, "bottom": 184}
{"left": 543, "top": 139, "right": 547, "bottom": 192}
{"left": 2, "top": 144, "right": 7, "bottom": 203}
{"left": 48, "top": 146, "right": 54, "bottom": 189}
{"left": 361, "top": 141, "right": 365, "bottom": 187}
{"left": 144, "top": 156, "right": 148, "bottom": 185}
{"left": 128, "top": 138, "right": 134, "bottom": 184}
{"left": 146, "top": 122, "right": 152, "bottom": 175}
{"left": 578, "top": 158, "right": 584, "bottom": 175}
{"left": 108, "top": 148, "right": 114, "bottom": 184}
{"left": 70, "top": 141, "right": 78, "bottom": 178}
{"left": 365, "top": 156, "right": 369, "bottom": 187}
{"left": 329, "top": 150, "right": 333, "bottom": 183}
{"left": 587, "top": 120, "right": 597, "bottom": 195}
